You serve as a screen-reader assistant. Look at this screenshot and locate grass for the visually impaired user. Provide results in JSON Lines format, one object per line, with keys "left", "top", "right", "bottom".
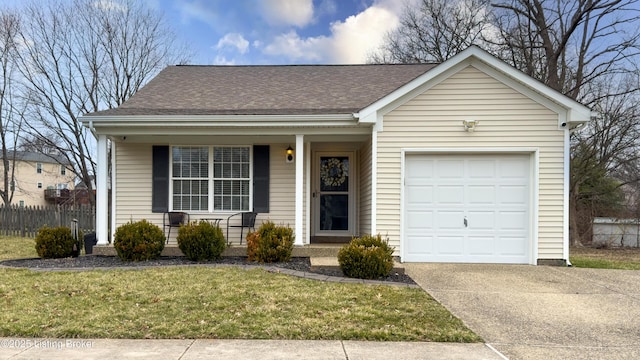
{"left": 0, "top": 236, "right": 481, "bottom": 342}
{"left": 0, "top": 236, "right": 37, "bottom": 261}
{"left": 570, "top": 246, "right": 640, "bottom": 270}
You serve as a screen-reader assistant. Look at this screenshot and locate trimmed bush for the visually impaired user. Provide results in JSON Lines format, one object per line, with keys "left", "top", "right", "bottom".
{"left": 35, "top": 226, "right": 78, "bottom": 259}
{"left": 338, "top": 234, "right": 395, "bottom": 279}
{"left": 114, "top": 219, "right": 165, "bottom": 261}
{"left": 177, "top": 221, "right": 226, "bottom": 261}
{"left": 246, "top": 221, "right": 294, "bottom": 263}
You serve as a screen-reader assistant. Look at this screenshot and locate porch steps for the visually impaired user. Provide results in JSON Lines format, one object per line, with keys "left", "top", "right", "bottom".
{"left": 310, "top": 257, "right": 405, "bottom": 275}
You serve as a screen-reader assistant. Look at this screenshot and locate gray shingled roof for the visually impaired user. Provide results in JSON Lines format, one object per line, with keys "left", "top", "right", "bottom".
{"left": 89, "top": 64, "right": 436, "bottom": 116}
{"left": 1, "top": 150, "right": 71, "bottom": 165}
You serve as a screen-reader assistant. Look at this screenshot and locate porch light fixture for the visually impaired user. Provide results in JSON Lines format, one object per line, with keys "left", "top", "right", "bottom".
{"left": 463, "top": 119, "right": 479, "bottom": 132}
{"left": 286, "top": 145, "right": 294, "bottom": 163}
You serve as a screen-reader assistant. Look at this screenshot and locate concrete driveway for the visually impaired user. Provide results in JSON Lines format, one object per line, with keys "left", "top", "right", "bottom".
{"left": 405, "top": 264, "right": 640, "bottom": 360}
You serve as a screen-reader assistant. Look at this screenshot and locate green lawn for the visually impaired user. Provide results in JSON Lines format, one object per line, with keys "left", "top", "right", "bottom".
{"left": 570, "top": 246, "right": 640, "bottom": 270}
{"left": 0, "top": 236, "right": 481, "bottom": 342}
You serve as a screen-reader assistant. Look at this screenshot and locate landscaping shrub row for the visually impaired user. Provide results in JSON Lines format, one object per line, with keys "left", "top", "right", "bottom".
{"left": 34, "top": 219, "right": 395, "bottom": 280}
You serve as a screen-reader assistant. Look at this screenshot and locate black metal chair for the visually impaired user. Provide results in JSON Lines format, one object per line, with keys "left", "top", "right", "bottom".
{"left": 163, "top": 211, "right": 189, "bottom": 243}
{"left": 226, "top": 212, "right": 257, "bottom": 245}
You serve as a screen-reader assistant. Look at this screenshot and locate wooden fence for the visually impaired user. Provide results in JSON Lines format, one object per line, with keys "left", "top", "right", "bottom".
{"left": 0, "top": 205, "right": 96, "bottom": 238}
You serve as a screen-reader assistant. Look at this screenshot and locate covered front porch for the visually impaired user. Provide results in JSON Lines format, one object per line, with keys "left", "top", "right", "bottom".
{"left": 91, "top": 121, "right": 377, "bottom": 247}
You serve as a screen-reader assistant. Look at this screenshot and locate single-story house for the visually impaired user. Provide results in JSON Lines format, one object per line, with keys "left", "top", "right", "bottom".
{"left": 81, "top": 46, "right": 591, "bottom": 265}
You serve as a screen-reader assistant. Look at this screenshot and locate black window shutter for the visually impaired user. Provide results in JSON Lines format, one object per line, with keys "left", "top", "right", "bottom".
{"left": 253, "top": 145, "right": 270, "bottom": 213}
{"left": 152, "top": 146, "right": 169, "bottom": 213}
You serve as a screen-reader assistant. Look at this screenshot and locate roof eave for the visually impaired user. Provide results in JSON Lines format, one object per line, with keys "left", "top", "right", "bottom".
{"left": 81, "top": 113, "right": 360, "bottom": 135}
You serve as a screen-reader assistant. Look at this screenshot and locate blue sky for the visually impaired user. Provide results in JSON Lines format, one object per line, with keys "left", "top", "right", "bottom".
{"left": 151, "top": 0, "right": 410, "bottom": 65}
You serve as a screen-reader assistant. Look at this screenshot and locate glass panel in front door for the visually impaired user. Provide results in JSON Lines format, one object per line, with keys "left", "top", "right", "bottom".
{"left": 319, "top": 156, "right": 349, "bottom": 231}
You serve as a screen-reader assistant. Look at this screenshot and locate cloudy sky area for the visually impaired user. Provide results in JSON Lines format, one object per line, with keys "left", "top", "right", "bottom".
{"left": 153, "top": 0, "right": 412, "bottom": 65}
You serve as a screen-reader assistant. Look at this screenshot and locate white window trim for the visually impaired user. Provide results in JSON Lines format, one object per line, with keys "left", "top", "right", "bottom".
{"left": 169, "top": 145, "right": 253, "bottom": 213}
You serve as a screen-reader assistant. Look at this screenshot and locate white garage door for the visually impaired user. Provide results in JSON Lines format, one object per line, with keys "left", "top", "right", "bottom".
{"left": 403, "top": 153, "right": 531, "bottom": 264}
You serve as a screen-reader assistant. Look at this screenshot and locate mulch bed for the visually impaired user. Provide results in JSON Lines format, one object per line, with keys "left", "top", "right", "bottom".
{"left": 1, "top": 256, "right": 417, "bottom": 285}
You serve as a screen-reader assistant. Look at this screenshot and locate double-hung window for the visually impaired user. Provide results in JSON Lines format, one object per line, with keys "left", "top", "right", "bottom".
{"left": 171, "top": 146, "right": 250, "bottom": 212}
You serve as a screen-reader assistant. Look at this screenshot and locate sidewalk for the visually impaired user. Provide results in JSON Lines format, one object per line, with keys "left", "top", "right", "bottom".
{"left": 0, "top": 338, "right": 506, "bottom": 359}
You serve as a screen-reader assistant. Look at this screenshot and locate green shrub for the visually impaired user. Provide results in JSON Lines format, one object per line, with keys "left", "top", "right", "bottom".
{"left": 246, "top": 221, "right": 294, "bottom": 263}
{"left": 114, "top": 219, "right": 165, "bottom": 261}
{"left": 177, "top": 221, "right": 226, "bottom": 261}
{"left": 338, "top": 234, "right": 395, "bottom": 279}
{"left": 35, "top": 226, "right": 79, "bottom": 259}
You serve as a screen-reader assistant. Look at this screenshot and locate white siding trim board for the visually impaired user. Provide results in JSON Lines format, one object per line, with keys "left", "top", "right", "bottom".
{"left": 400, "top": 148, "right": 539, "bottom": 265}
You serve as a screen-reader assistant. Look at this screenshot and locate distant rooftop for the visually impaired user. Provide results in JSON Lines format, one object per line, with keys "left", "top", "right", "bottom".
{"left": 1, "top": 150, "right": 71, "bottom": 165}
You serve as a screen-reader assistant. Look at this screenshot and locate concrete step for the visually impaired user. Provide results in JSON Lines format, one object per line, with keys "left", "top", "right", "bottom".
{"left": 310, "top": 257, "right": 405, "bottom": 275}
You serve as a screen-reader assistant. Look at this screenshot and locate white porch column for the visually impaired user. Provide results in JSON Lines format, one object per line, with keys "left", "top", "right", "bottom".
{"left": 295, "top": 134, "right": 304, "bottom": 246}
{"left": 96, "top": 134, "right": 109, "bottom": 245}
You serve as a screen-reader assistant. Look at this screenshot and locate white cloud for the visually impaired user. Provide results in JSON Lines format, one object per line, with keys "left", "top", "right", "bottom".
{"left": 263, "top": 31, "right": 327, "bottom": 61}
{"left": 261, "top": 0, "right": 314, "bottom": 27}
{"left": 175, "top": 0, "right": 220, "bottom": 27}
{"left": 92, "top": 0, "right": 127, "bottom": 12}
{"left": 212, "top": 55, "right": 236, "bottom": 65}
{"left": 327, "top": 5, "right": 399, "bottom": 63}
{"left": 261, "top": 3, "right": 400, "bottom": 64}
{"left": 216, "top": 33, "right": 250, "bottom": 54}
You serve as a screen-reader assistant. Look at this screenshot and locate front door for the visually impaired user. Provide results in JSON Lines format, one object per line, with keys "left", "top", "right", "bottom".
{"left": 314, "top": 152, "right": 355, "bottom": 239}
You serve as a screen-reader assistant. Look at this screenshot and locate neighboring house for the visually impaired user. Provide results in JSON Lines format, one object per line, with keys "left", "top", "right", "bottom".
{"left": 81, "top": 47, "right": 591, "bottom": 265}
{"left": 0, "top": 151, "right": 76, "bottom": 206}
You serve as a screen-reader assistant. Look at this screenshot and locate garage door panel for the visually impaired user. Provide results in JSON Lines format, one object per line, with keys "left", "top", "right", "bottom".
{"left": 467, "top": 211, "right": 495, "bottom": 229}
{"left": 406, "top": 159, "right": 434, "bottom": 178}
{"left": 468, "top": 186, "right": 496, "bottom": 204}
{"left": 468, "top": 236, "right": 495, "bottom": 255}
{"left": 406, "top": 211, "right": 433, "bottom": 230}
{"left": 437, "top": 236, "right": 464, "bottom": 255}
{"left": 437, "top": 160, "right": 465, "bottom": 178}
{"left": 499, "top": 185, "right": 528, "bottom": 204}
{"left": 499, "top": 211, "right": 527, "bottom": 230}
{"left": 468, "top": 160, "right": 496, "bottom": 178}
{"left": 404, "top": 153, "right": 531, "bottom": 264}
{"left": 436, "top": 211, "right": 465, "bottom": 229}
{"left": 437, "top": 186, "right": 464, "bottom": 204}
{"left": 406, "top": 235, "right": 433, "bottom": 255}
{"left": 406, "top": 186, "right": 434, "bottom": 205}
{"left": 497, "top": 237, "right": 528, "bottom": 256}
{"left": 500, "top": 159, "right": 529, "bottom": 178}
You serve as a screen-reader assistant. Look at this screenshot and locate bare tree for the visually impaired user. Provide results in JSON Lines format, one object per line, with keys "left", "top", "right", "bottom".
{"left": 14, "top": 0, "right": 190, "bottom": 202}
{"left": 0, "top": 11, "right": 27, "bottom": 205}
{"left": 369, "top": 0, "right": 494, "bottom": 63}
{"left": 569, "top": 75, "right": 640, "bottom": 243}
{"left": 491, "top": 0, "right": 640, "bottom": 245}
{"left": 491, "top": 0, "right": 640, "bottom": 103}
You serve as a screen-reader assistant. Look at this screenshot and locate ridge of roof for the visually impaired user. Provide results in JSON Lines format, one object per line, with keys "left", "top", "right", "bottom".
{"left": 87, "top": 63, "right": 438, "bottom": 117}
{"left": 173, "top": 63, "right": 438, "bottom": 68}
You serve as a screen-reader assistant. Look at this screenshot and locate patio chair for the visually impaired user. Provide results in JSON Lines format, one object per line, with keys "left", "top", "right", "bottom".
{"left": 226, "top": 212, "right": 257, "bottom": 245}
{"left": 163, "top": 211, "right": 189, "bottom": 243}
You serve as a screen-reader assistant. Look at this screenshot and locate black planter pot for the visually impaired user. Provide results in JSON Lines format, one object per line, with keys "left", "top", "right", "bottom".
{"left": 84, "top": 232, "right": 97, "bottom": 255}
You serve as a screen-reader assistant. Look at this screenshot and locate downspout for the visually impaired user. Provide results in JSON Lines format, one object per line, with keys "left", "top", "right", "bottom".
{"left": 88, "top": 119, "right": 98, "bottom": 139}
{"left": 564, "top": 118, "right": 590, "bottom": 266}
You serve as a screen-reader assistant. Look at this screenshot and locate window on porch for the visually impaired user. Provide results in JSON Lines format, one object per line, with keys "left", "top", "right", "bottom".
{"left": 171, "top": 146, "right": 250, "bottom": 212}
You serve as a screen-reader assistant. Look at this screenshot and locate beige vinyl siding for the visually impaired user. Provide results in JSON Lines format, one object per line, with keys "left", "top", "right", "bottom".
{"left": 114, "top": 143, "right": 157, "bottom": 229}
{"left": 358, "top": 136, "right": 372, "bottom": 236}
{"left": 377, "top": 65, "right": 565, "bottom": 260}
{"left": 264, "top": 143, "right": 296, "bottom": 227}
